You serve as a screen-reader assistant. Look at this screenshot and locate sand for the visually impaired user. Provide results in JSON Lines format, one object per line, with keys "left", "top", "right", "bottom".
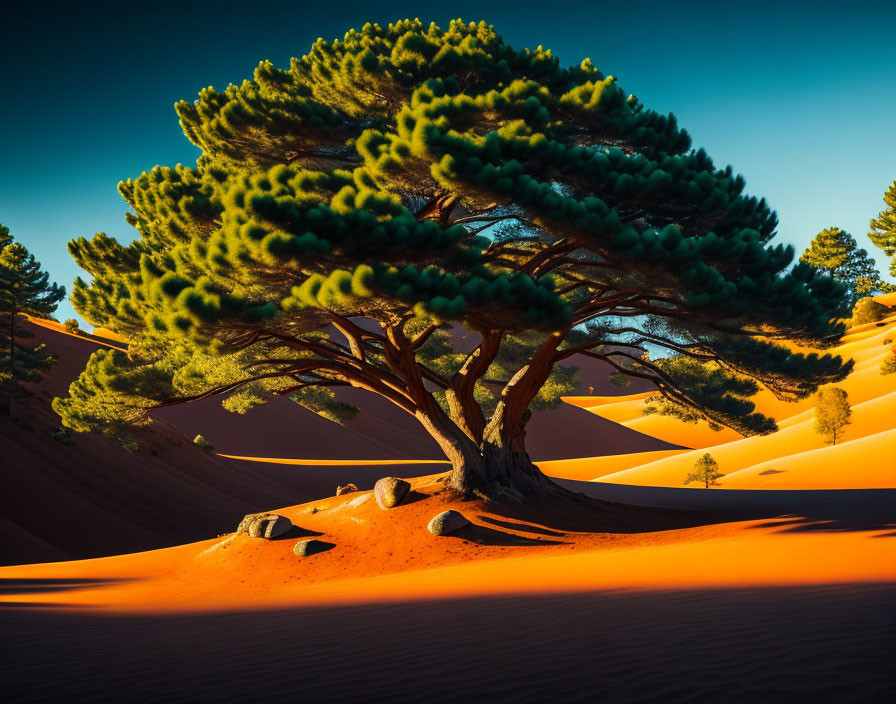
{"left": 2, "top": 475, "right": 893, "bottom": 702}
{"left": 2, "top": 586, "right": 893, "bottom": 703}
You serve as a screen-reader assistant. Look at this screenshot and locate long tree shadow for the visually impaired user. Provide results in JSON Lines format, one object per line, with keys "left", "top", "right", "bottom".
{"left": 0, "top": 577, "right": 132, "bottom": 595}
{"left": 477, "top": 515, "right": 566, "bottom": 537}
{"left": 451, "top": 523, "right": 568, "bottom": 547}
{"left": 554, "top": 482, "right": 896, "bottom": 536}
{"left": 745, "top": 515, "right": 896, "bottom": 536}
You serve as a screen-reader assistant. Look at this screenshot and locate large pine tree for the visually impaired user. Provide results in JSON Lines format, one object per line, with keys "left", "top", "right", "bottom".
{"left": 868, "top": 178, "right": 896, "bottom": 276}
{"left": 55, "top": 20, "right": 852, "bottom": 497}
{"left": 0, "top": 224, "right": 66, "bottom": 419}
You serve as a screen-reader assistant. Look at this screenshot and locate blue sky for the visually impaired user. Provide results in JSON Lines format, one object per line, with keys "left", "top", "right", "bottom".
{"left": 2, "top": 0, "right": 894, "bottom": 323}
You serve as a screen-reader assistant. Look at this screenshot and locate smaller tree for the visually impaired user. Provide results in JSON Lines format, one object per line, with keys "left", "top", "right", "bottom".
{"left": 64, "top": 318, "right": 81, "bottom": 335}
{"left": 800, "top": 227, "right": 891, "bottom": 306}
{"left": 813, "top": 386, "right": 851, "bottom": 445}
{"left": 868, "top": 178, "right": 896, "bottom": 275}
{"left": 0, "top": 225, "right": 66, "bottom": 419}
{"left": 684, "top": 453, "right": 724, "bottom": 488}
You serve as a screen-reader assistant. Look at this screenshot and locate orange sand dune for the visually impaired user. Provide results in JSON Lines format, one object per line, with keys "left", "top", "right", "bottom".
{"left": 561, "top": 391, "right": 653, "bottom": 411}
{"left": 23, "top": 314, "right": 127, "bottom": 351}
{"left": 873, "top": 291, "right": 896, "bottom": 307}
{"left": 539, "top": 449, "right": 688, "bottom": 481}
{"left": 1, "top": 476, "right": 893, "bottom": 614}
{"left": 720, "top": 429, "right": 896, "bottom": 489}
{"left": 596, "top": 389, "right": 896, "bottom": 488}
{"left": 90, "top": 326, "right": 127, "bottom": 343}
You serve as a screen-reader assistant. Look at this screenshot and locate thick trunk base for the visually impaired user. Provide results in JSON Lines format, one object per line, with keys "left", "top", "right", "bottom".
{"left": 445, "top": 442, "right": 577, "bottom": 503}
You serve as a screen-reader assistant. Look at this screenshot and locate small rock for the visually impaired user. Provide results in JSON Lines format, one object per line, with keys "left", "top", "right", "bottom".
{"left": 293, "top": 539, "right": 331, "bottom": 557}
{"left": 374, "top": 477, "right": 411, "bottom": 509}
{"left": 346, "top": 493, "right": 373, "bottom": 508}
{"left": 427, "top": 510, "right": 469, "bottom": 536}
{"left": 336, "top": 483, "right": 359, "bottom": 496}
{"left": 237, "top": 513, "right": 293, "bottom": 539}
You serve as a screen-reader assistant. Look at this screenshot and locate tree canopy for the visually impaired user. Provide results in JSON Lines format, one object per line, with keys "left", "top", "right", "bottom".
{"left": 799, "top": 227, "right": 890, "bottom": 306}
{"left": 0, "top": 224, "right": 66, "bottom": 418}
{"left": 812, "top": 386, "right": 851, "bottom": 446}
{"left": 684, "top": 453, "right": 723, "bottom": 488}
{"left": 868, "top": 178, "right": 896, "bottom": 276}
{"left": 55, "top": 19, "right": 852, "bottom": 496}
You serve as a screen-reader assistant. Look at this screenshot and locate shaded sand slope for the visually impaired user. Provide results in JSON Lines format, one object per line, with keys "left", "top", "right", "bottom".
{"left": 0, "top": 323, "right": 306, "bottom": 565}
{"left": 2, "top": 586, "right": 893, "bottom": 703}
{"left": 158, "top": 348, "right": 674, "bottom": 463}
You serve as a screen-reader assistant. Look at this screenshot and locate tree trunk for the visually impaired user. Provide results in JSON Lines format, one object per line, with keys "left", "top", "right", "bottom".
{"left": 440, "top": 408, "right": 565, "bottom": 500}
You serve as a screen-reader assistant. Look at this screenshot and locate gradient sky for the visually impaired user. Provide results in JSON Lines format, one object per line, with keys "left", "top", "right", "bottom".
{"left": 2, "top": 0, "right": 895, "bottom": 323}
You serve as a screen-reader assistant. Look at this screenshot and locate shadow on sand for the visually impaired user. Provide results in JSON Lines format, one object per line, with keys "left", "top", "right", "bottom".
{"left": 556, "top": 481, "right": 896, "bottom": 535}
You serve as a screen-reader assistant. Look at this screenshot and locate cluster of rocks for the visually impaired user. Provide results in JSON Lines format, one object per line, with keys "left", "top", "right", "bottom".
{"left": 234, "top": 477, "right": 472, "bottom": 560}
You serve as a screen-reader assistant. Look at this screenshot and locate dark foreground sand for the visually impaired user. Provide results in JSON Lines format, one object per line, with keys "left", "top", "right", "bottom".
{"left": 2, "top": 584, "right": 894, "bottom": 703}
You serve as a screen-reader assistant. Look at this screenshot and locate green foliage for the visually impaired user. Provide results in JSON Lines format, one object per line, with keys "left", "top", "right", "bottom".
{"left": 0, "top": 224, "right": 65, "bottom": 415}
{"left": 684, "top": 452, "right": 723, "bottom": 488}
{"left": 64, "top": 318, "right": 81, "bottom": 334}
{"left": 848, "top": 297, "right": 891, "bottom": 327}
{"left": 868, "top": 178, "right": 896, "bottom": 274}
{"left": 192, "top": 434, "right": 215, "bottom": 453}
{"left": 643, "top": 355, "right": 777, "bottom": 436}
{"left": 813, "top": 386, "right": 851, "bottom": 445}
{"left": 56, "top": 20, "right": 852, "bottom": 469}
{"left": 799, "top": 227, "right": 890, "bottom": 307}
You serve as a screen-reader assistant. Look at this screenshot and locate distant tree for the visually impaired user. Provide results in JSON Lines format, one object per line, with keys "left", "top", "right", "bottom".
{"left": 868, "top": 179, "right": 896, "bottom": 276}
{"left": 800, "top": 227, "right": 855, "bottom": 270}
{"left": 0, "top": 224, "right": 66, "bottom": 419}
{"left": 800, "top": 227, "right": 890, "bottom": 306}
{"left": 64, "top": 318, "right": 81, "bottom": 335}
{"left": 813, "top": 386, "right": 851, "bottom": 445}
{"left": 881, "top": 349, "right": 896, "bottom": 376}
{"left": 684, "top": 452, "right": 723, "bottom": 488}
{"left": 54, "top": 19, "right": 852, "bottom": 498}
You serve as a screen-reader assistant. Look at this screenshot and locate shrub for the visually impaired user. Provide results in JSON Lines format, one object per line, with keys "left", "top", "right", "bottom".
{"left": 192, "top": 434, "right": 215, "bottom": 453}
{"left": 849, "top": 297, "right": 891, "bottom": 327}
{"left": 49, "top": 426, "right": 76, "bottom": 446}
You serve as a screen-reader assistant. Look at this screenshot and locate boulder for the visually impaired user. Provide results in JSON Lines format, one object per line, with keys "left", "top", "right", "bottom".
{"left": 293, "top": 539, "right": 332, "bottom": 557}
{"left": 427, "top": 510, "right": 469, "bottom": 536}
{"left": 237, "top": 513, "right": 293, "bottom": 539}
{"left": 336, "top": 483, "right": 359, "bottom": 496}
{"left": 374, "top": 477, "right": 411, "bottom": 509}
